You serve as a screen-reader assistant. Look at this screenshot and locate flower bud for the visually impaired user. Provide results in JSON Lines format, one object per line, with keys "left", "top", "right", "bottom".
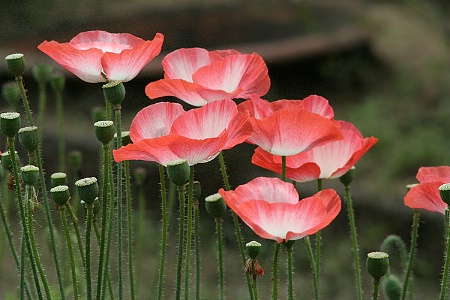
{"left": 51, "top": 172, "right": 67, "bottom": 187}
{"left": 94, "top": 120, "right": 115, "bottom": 144}
{"left": 439, "top": 183, "right": 450, "bottom": 206}
{"left": 18, "top": 126, "right": 39, "bottom": 152}
{"left": 32, "top": 62, "right": 53, "bottom": 84}
{"left": 50, "top": 185, "right": 70, "bottom": 207}
{"left": 167, "top": 160, "right": 190, "bottom": 186}
{"left": 339, "top": 166, "right": 356, "bottom": 186}
{"left": 1, "top": 112, "right": 21, "bottom": 138}
{"left": 81, "top": 198, "right": 101, "bottom": 218}
{"left": 103, "top": 81, "right": 125, "bottom": 105}
{"left": 75, "top": 177, "right": 98, "bottom": 206}
{"left": 2, "top": 81, "right": 20, "bottom": 109}
{"left": 205, "top": 193, "right": 227, "bottom": 218}
{"left": 20, "top": 165, "right": 39, "bottom": 185}
{"left": 5, "top": 53, "right": 25, "bottom": 76}
{"left": 246, "top": 241, "right": 262, "bottom": 259}
{"left": 382, "top": 274, "right": 402, "bottom": 300}
{"left": 50, "top": 72, "right": 66, "bottom": 93}
{"left": 1, "top": 151, "right": 15, "bottom": 172}
{"left": 367, "top": 251, "right": 389, "bottom": 280}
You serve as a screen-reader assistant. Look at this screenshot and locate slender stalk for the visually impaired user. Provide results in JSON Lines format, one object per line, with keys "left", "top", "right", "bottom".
{"left": 272, "top": 243, "right": 281, "bottom": 300}
{"left": 439, "top": 209, "right": 450, "bottom": 300}
{"left": 15, "top": 75, "right": 66, "bottom": 299}
{"left": 93, "top": 219, "right": 115, "bottom": 300}
{"left": 286, "top": 244, "right": 294, "bottom": 300}
{"left": 175, "top": 183, "right": 187, "bottom": 300}
{"left": 85, "top": 205, "right": 94, "bottom": 300}
{"left": 343, "top": 183, "right": 363, "bottom": 300}
{"left": 157, "top": 164, "right": 168, "bottom": 300}
{"left": 66, "top": 203, "right": 86, "bottom": 267}
{"left": 96, "top": 143, "right": 111, "bottom": 300}
{"left": 20, "top": 234, "right": 26, "bottom": 300}
{"left": 37, "top": 82, "right": 47, "bottom": 140}
{"left": 252, "top": 277, "right": 259, "bottom": 300}
{"left": 8, "top": 139, "right": 43, "bottom": 300}
{"left": 215, "top": 217, "right": 224, "bottom": 300}
{"left": 135, "top": 169, "right": 146, "bottom": 294}
{"left": 25, "top": 185, "right": 52, "bottom": 300}
{"left": 114, "top": 105, "right": 124, "bottom": 300}
{"left": 184, "top": 166, "right": 195, "bottom": 300}
{"left": 60, "top": 207, "right": 79, "bottom": 299}
{"left": 315, "top": 179, "right": 323, "bottom": 295}
{"left": 372, "top": 278, "right": 381, "bottom": 300}
{"left": 55, "top": 86, "right": 66, "bottom": 172}
{"left": 281, "top": 156, "right": 286, "bottom": 181}
{"left": 218, "top": 152, "right": 254, "bottom": 300}
{"left": 124, "top": 160, "right": 135, "bottom": 300}
{"left": 304, "top": 236, "right": 319, "bottom": 300}
{"left": 401, "top": 209, "right": 420, "bottom": 300}
{"left": 194, "top": 199, "right": 201, "bottom": 300}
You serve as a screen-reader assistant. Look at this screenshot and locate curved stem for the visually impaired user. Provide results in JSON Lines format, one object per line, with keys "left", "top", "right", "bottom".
{"left": 439, "top": 209, "right": 450, "bottom": 300}
{"left": 60, "top": 208, "right": 79, "bottom": 299}
{"left": 401, "top": 209, "right": 420, "bottom": 300}
{"left": 272, "top": 243, "right": 281, "bottom": 300}
{"left": 184, "top": 166, "right": 195, "bottom": 300}
{"left": 218, "top": 152, "right": 254, "bottom": 300}
{"left": 304, "top": 236, "right": 319, "bottom": 300}
{"left": 215, "top": 217, "right": 224, "bottom": 300}
{"left": 344, "top": 183, "right": 363, "bottom": 300}
{"left": 124, "top": 161, "right": 135, "bottom": 300}
{"left": 175, "top": 183, "right": 186, "bottom": 300}
{"left": 157, "top": 164, "right": 168, "bottom": 300}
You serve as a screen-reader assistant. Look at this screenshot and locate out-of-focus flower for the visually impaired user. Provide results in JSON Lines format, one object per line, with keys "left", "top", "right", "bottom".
{"left": 113, "top": 99, "right": 252, "bottom": 166}
{"left": 237, "top": 95, "right": 343, "bottom": 157}
{"left": 219, "top": 177, "right": 341, "bottom": 243}
{"left": 404, "top": 166, "right": 450, "bottom": 214}
{"left": 145, "top": 48, "right": 270, "bottom": 106}
{"left": 38, "top": 30, "right": 164, "bottom": 83}
{"left": 252, "top": 120, "right": 378, "bottom": 182}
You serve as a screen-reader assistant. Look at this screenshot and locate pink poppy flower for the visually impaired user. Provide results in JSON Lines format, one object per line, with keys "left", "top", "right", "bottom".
{"left": 237, "top": 95, "right": 343, "bottom": 156}
{"left": 38, "top": 30, "right": 164, "bottom": 83}
{"left": 112, "top": 99, "right": 252, "bottom": 166}
{"left": 145, "top": 48, "right": 270, "bottom": 106}
{"left": 252, "top": 120, "right": 378, "bottom": 182}
{"left": 404, "top": 166, "right": 450, "bottom": 214}
{"left": 218, "top": 177, "right": 341, "bottom": 243}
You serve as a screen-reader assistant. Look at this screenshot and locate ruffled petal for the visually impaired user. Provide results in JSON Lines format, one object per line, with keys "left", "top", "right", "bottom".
{"left": 416, "top": 166, "right": 450, "bottom": 183}
{"left": 162, "top": 48, "right": 214, "bottom": 81}
{"left": 404, "top": 182, "right": 448, "bottom": 214}
{"left": 112, "top": 142, "right": 159, "bottom": 163}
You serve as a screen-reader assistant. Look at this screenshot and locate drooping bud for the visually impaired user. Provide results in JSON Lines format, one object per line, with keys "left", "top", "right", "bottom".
{"left": 167, "top": 159, "right": 190, "bottom": 186}
{"left": 51, "top": 172, "right": 67, "bottom": 187}
{"left": 20, "top": 165, "right": 39, "bottom": 185}
{"left": 50, "top": 185, "right": 71, "bottom": 207}
{"left": 94, "top": 120, "right": 115, "bottom": 144}
{"left": 103, "top": 81, "right": 125, "bottom": 106}
{"left": 0, "top": 112, "right": 21, "bottom": 138}
{"left": 367, "top": 251, "right": 389, "bottom": 280}
{"left": 75, "top": 177, "right": 98, "bottom": 206}
{"left": 18, "top": 126, "right": 39, "bottom": 152}
{"left": 5, "top": 53, "right": 25, "bottom": 76}
{"left": 439, "top": 183, "right": 450, "bottom": 206}
{"left": 382, "top": 274, "right": 402, "bottom": 300}
{"left": 205, "top": 193, "right": 227, "bottom": 218}
{"left": 339, "top": 166, "right": 356, "bottom": 187}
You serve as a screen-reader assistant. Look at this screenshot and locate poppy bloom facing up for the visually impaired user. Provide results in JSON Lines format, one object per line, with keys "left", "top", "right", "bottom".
{"left": 38, "top": 30, "right": 164, "bottom": 83}
{"left": 112, "top": 98, "right": 252, "bottom": 166}
{"left": 237, "top": 95, "right": 343, "bottom": 157}
{"left": 219, "top": 177, "right": 341, "bottom": 243}
{"left": 404, "top": 166, "right": 450, "bottom": 214}
{"left": 145, "top": 48, "right": 270, "bottom": 106}
{"left": 252, "top": 120, "right": 378, "bottom": 182}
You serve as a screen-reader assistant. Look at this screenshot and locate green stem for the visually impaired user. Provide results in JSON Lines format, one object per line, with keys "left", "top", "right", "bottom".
{"left": 85, "top": 205, "right": 94, "bottom": 300}
{"left": 124, "top": 160, "right": 135, "bottom": 300}
{"left": 8, "top": 138, "right": 43, "bottom": 300}
{"left": 439, "top": 209, "right": 450, "bottom": 300}
{"left": 218, "top": 152, "right": 254, "bottom": 300}
{"left": 175, "top": 183, "right": 186, "bottom": 300}
{"left": 372, "top": 278, "right": 381, "bottom": 300}
{"left": 401, "top": 209, "right": 420, "bottom": 300}
{"left": 37, "top": 82, "right": 46, "bottom": 140}
{"left": 272, "top": 243, "right": 281, "bottom": 300}
{"left": 286, "top": 245, "right": 294, "bottom": 300}
{"left": 15, "top": 75, "right": 66, "bottom": 299}
{"left": 20, "top": 235, "right": 26, "bottom": 300}
{"left": 304, "top": 236, "right": 319, "bottom": 300}
{"left": 66, "top": 203, "right": 86, "bottom": 267}
{"left": 194, "top": 199, "right": 201, "bottom": 300}
{"left": 25, "top": 185, "right": 52, "bottom": 300}
{"left": 114, "top": 105, "right": 124, "bottom": 300}
{"left": 135, "top": 171, "right": 146, "bottom": 294}
{"left": 157, "top": 165, "right": 168, "bottom": 300}
{"left": 184, "top": 166, "right": 195, "bottom": 300}
{"left": 315, "top": 178, "right": 323, "bottom": 295}
{"left": 96, "top": 143, "right": 111, "bottom": 300}
{"left": 344, "top": 183, "right": 363, "bottom": 300}
{"left": 281, "top": 156, "right": 286, "bottom": 181}
{"left": 216, "top": 217, "right": 224, "bottom": 300}
{"left": 55, "top": 88, "right": 66, "bottom": 172}
{"left": 93, "top": 219, "right": 115, "bottom": 300}
{"left": 252, "top": 276, "right": 259, "bottom": 300}
{"left": 60, "top": 207, "right": 79, "bottom": 299}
